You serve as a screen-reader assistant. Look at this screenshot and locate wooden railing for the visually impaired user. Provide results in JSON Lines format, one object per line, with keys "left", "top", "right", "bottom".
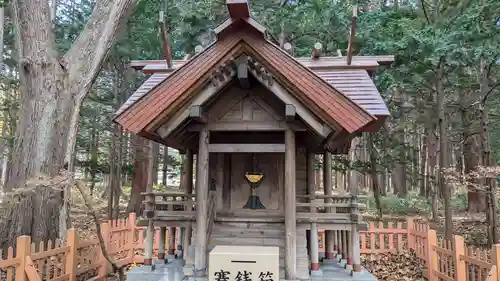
{"left": 143, "top": 192, "right": 196, "bottom": 219}
{"left": 295, "top": 195, "right": 366, "bottom": 221}
{"left": 317, "top": 217, "right": 499, "bottom": 281}
{"left": 0, "top": 213, "right": 180, "bottom": 281}
{"left": 2, "top": 213, "right": 500, "bottom": 281}
{"left": 144, "top": 192, "right": 367, "bottom": 222}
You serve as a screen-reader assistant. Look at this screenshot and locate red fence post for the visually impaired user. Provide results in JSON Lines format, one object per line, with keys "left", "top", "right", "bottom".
{"left": 128, "top": 213, "right": 137, "bottom": 262}
{"left": 15, "top": 236, "right": 31, "bottom": 281}
{"left": 406, "top": 217, "right": 414, "bottom": 250}
{"left": 99, "top": 222, "right": 111, "bottom": 277}
{"left": 426, "top": 229, "right": 438, "bottom": 281}
{"left": 492, "top": 244, "right": 500, "bottom": 281}
{"left": 454, "top": 235, "right": 466, "bottom": 281}
{"left": 65, "top": 229, "right": 78, "bottom": 281}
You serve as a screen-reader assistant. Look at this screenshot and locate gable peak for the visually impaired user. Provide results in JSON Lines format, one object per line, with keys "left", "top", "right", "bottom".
{"left": 227, "top": 0, "right": 250, "bottom": 19}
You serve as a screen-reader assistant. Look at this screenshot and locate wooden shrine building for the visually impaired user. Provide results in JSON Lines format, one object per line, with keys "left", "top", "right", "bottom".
{"left": 114, "top": 1, "right": 392, "bottom": 280}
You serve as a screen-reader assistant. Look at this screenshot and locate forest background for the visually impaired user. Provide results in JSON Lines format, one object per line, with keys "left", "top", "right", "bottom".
{"left": 0, "top": 0, "right": 499, "bottom": 257}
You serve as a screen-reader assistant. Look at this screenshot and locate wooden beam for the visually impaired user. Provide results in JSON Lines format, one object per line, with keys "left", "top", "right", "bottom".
{"left": 323, "top": 151, "right": 335, "bottom": 259}
{"left": 247, "top": 67, "right": 332, "bottom": 138}
{"left": 208, "top": 144, "right": 285, "bottom": 153}
{"left": 156, "top": 70, "right": 236, "bottom": 138}
{"left": 285, "top": 104, "right": 296, "bottom": 121}
{"left": 284, "top": 42, "right": 293, "bottom": 55}
{"left": 237, "top": 62, "right": 251, "bottom": 89}
{"left": 188, "top": 121, "right": 306, "bottom": 132}
{"left": 189, "top": 105, "right": 207, "bottom": 123}
{"left": 312, "top": 42, "right": 322, "bottom": 59}
{"left": 227, "top": 0, "right": 250, "bottom": 19}
{"left": 346, "top": 5, "right": 358, "bottom": 66}
{"left": 194, "top": 129, "right": 209, "bottom": 276}
{"left": 284, "top": 129, "right": 296, "bottom": 279}
{"left": 129, "top": 55, "right": 395, "bottom": 71}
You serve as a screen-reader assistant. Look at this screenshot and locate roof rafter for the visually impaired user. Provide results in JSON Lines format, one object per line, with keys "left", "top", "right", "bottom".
{"left": 156, "top": 69, "right": 237, "bottom": 138}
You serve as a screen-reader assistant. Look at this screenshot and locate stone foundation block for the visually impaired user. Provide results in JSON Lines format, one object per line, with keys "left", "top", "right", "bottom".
{"left": 322, "top": 259, "right": 337, "bottom": 265}
{"left": 336, "top": 254, "right": 342, "bottom": 262}
{"left": 310, "top": 269, "right": 323, "bottom": 277}
{"left": 183, "top": 265, "right": 194, "bottom": 276}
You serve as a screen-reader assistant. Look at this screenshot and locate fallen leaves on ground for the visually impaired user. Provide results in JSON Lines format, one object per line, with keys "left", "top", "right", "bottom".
{"left": 361, "top": 251, "right": 425, "bottom": 281}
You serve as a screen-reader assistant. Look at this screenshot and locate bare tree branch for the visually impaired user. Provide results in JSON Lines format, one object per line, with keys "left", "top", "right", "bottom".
{"left": 74, "top": 179, "right": 125, "bottom": 281}
{"left": 63, "top": 0, "right": 138, "bottom": 98}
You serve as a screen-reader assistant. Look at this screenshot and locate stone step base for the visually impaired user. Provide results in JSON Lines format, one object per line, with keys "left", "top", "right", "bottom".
{"left": 186, "top": 222, "right": 310, "bottom": 280}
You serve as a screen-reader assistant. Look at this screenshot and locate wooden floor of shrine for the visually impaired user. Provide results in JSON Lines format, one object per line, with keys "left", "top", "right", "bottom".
{"left": 126, "top": 257, "right": 377, "bottom": 281}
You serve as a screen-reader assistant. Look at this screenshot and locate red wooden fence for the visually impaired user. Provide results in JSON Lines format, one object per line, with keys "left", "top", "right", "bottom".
{"left": 320, "top": 217, "right": 498, "bottom": 281}
{"left": 1, "top": 214, "right": 498, "bottom": 281}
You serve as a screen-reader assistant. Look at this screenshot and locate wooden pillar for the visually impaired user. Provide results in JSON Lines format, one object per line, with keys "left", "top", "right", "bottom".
{"left": 342, "top": 230, "right": 348, "bottom": 260}
{"left": 145, "top": 219, "right": 154, "bottom": 265}
{"left": 195, "top": 129, "right": 209, "bottom": 277}
{"left": 337, "top": 230, "right": 343, "bottom": 259}
{"left": 350, "top": 197, "right": 362, "bottom": 272}
{"left": 310, "top": 223, "right": 320, "bottom": 272}
{"left": 158, "top": 227, "right": 167, "bottom": 261}
{"left": 350, "top": 225, "right": 361, "bottom": 271}
{"left": 346, "top": 230, "right": 352, "bottom": 265}
{"left": 168, "top": 227, "right": 176, "bottom": 255}
{"left": 177, "top": 227, "right": 184, "bottom": 257}
{"left": 307, "top": 152, "right": 320, "bottom": 272}
{"left": 323, "top": 151, "right": 335, "bottom": 259}
{"left": 285, "top": 129, "right": 296, "bottom": 280}
{"left": 144, "top": 141, "right": 155, "bottom": 266}
{"left": 183, "top": 150, "right": 194, "bottom": 255}
{"left": 332, "top": 230, "right": 337, "bottom": 254}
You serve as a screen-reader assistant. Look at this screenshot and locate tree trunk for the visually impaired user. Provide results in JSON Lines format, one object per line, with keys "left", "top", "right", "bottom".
{"left": 419, "top": 128, "right": 428, "bottom": 196}
{"left": 462, "top": 91, "right": 485, "bottom": 212}
{"left": 436, "top": 60, "right": 452, "bottom": 240}
{"left": 122, "top": 132, "right": 130, "bottom": 185}
{"left": 127, "top": 136, "right": 149, "bottom": 214}
{"left": 393, "top": 92, "right": 407, "bottom": 197}
{"left": 108, "top": 128, "right": 115, "bottom": 220}
{"left": 349, "top": 137, "right": 362, "bottom": 194}
{"left": 368, "top": 133, "right": 382, "bottom": 217}
{"left": 479, "top": 59, "right": 497, "bottom": 246}
{"left": 179, "top": 153, "right": 186, "bottom": 191}
{"left": 89, "top": 115, "right": 99, "bottom": 195}
{"left": 50, "top": 0, "right": 57, "bottom": 28}
{"left": 0, "top": 178, "right": 62, "bottom": 248}
{"left": 427, "top": 125, "right": 437, "bottom": 194}
{"left": 380, "top": 123, "right": 390, "bottom": 196}
{"left": 8, "top": 0, "right": 136, "bottom": 241}
{"left": 112, "top": 122, "right": 122, "bottom": 219}
{"left": 162, "top": 146, "right": 168, "bottom": 186}
{"left": 0, "top": 5, "right": 6, "bottom": 188}
{"left": 480, "top": 101, "right": 497, "bottom": 246}
{"left": 152, "top": 143, "right": 159, "bottom": 185}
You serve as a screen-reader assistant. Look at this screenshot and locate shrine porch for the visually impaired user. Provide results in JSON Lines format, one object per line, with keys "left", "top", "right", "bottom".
{"left": 126, "top": 257, "right": 377, "bottom": 281}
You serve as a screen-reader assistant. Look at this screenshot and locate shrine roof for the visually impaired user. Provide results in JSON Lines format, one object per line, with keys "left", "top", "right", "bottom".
{"left": 115, "top": 67, "right": 389, "bottom": 119}
{"left": 114, "top": 0, "right": 392, "bottom": 141}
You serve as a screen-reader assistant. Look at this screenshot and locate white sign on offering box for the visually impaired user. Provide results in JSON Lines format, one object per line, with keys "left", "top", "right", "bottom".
{"left": 209, "top": 246, "right": 279, "bottom": 281}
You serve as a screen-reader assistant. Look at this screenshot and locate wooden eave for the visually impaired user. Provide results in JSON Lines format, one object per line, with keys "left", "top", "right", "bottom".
{"left": 239, "top": 34, "right": 375, "bottom": 133}
{"left": 214, "top": 17, "right": 266, "bottom": 37}
{"left": 128, "top": 55, "right": 394, "bottom": 71}
{"left": 114, "top": 33, "right": 245, "bottom": 133}
{"left": 116, "top": 27, "right": 379, "bottom": 140}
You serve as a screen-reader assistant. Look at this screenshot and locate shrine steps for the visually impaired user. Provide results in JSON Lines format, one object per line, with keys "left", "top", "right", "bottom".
{"left": 186, "top": 222, "right": 310, "bottom": 280}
